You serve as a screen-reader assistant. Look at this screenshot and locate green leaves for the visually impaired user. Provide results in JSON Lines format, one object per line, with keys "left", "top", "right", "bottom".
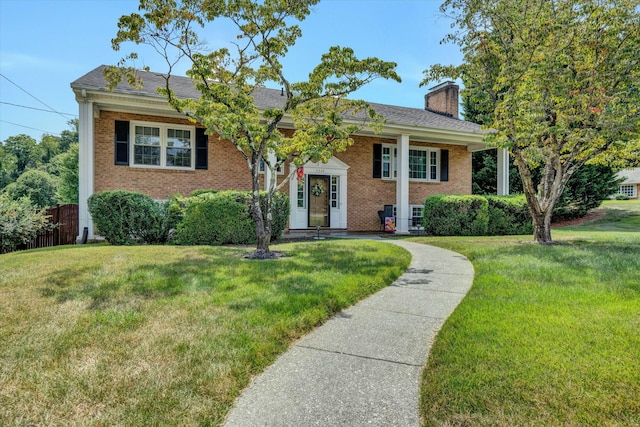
{"left": 107, "top": 0, "right": 400, "bottom": 251}
{"left": 423, "top": 0, "right": 640, "bottom": 242}
{"left": 0, "top": 194, "right": 50, "bottom": 253}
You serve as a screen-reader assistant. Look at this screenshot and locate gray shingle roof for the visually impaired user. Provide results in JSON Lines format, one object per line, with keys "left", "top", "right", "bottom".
{"left": 72, "top": 65, "right": 482, "bottom": 134}
{"left": 617, "top": 168, "right": 640, "bottom": 184}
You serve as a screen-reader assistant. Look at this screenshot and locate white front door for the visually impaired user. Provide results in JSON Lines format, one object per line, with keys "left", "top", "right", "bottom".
{"left": 289, "top": 157, "right": 349, "bottom": 229}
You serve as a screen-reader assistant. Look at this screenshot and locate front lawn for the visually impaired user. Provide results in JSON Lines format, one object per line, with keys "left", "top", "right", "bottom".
{"left": 415, "top": 199, "right": 640, "bottom": 426}
{"left": 0, "top": 240, "right": 409, "bottom": 426}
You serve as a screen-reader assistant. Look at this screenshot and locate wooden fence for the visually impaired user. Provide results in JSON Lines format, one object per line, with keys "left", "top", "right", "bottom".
{"left": 20, "top": 204, "right": 79, "bottom": 250}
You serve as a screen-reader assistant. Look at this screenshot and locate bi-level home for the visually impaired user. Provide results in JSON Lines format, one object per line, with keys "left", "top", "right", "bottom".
{"left": 72, "top": 65, "right": 494, "bottom": 239}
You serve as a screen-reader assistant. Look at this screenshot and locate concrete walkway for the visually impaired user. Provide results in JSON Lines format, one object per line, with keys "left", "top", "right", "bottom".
{"left": 224, "top": 238, "right": 474, "bottom": 426}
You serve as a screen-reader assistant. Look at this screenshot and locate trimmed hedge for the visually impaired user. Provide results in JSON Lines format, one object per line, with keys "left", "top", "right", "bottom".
{"left": 423, "top": 194, "right": 534, "bottom": 236}
{"left": 486, "top": 195, "right": 533, "bottom": 235}
{"left": 88, "top": 190, "right": 170, "bottom": 245}
{"left": 190, "top": 189, "right": 218, "bottom": 197}
{"left": 173, "top": 190, "right": 289, "bottom": 246}
{"left": 423, "top": 195, "right": 489, "bottom": 236}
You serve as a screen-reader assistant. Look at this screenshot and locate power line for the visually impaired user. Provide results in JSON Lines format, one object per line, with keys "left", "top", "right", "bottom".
{"left": 0, "top": 72, "right": 75, "bottom": 121}
{"left": 0, "top": 120, "right": 61, "bottom": 137}
{"left": 0, "top": 101, "right": 77, "bottom": 117}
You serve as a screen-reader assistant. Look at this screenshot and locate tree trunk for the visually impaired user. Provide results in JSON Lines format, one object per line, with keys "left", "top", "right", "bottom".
{"left": 249, "top": 157, "right": 274, "bottom": 257}
{"left": 251, "top": 188, "right": 272, "bottom": 256}
{"left": 514, "top": 154, "right": 560, "bottom": 245}
{"left": 531, "top": 209, "right": 553, "bottom": 244}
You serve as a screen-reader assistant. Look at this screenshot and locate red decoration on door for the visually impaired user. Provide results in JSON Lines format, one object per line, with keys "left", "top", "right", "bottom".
{"left": 296, "top": 167, "right": 304, "bottom": 185}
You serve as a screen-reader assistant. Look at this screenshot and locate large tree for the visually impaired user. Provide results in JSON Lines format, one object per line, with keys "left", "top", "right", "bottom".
{"left": 107, "top": 0, "right": 400, "bottom": 257}
{"left": 2, "top": 134, "right": 43, "bottom": 180}
{"left": 3, "top": 169, "right": 58, "bottom": 209}
{"left": 0, "top": 145, "right": 17, "bottom": 189}
{"left": 424, "top": 0, "right": 640, "bottom": 243}
{"left": 53, "top": 143, "right": 79, "bottom": 204}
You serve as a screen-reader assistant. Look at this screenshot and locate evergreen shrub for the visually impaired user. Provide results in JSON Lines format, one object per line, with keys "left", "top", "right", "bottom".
{"left": 88, "top": 190, "right": 170, "bottom": 245}
{"left": 486, "top": 195, "right": 533, "bottom": 235}
{"left": 423, "top": 195, "right": 489, "bottom": 236}
{"left": 174, "top": 190, "right": 289, "bottom": 245}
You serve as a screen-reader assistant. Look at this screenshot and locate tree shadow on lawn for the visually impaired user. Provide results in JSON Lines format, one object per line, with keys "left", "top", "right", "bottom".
{"left": 39, "top": 243, "right": 387, "bottom": 312}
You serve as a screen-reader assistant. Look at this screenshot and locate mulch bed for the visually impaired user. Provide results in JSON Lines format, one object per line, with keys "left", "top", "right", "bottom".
{"left": 550, "top": 210, "right": 607, "bottom": 228}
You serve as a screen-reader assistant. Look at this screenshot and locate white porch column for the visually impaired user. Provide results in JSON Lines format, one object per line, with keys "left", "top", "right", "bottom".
{"left": 396, "top": 134, "right": 410, "bottom": 234}
{"left": 77, "top": 99, "right": 95, "bottom": 241}
{"left": 497, "top": 148, "right": 510, "bottom": 196}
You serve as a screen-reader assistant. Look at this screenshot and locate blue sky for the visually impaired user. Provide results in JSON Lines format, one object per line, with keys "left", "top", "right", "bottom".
{"left": 0, "top": 0, "right": 462, "bottom": 143}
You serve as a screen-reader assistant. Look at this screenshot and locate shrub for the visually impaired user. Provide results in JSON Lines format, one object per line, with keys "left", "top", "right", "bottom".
{"left": 174, "top": 190, "right": 290, "bottom": 246}
{"left": 0, "top": 194, "right": 51, "bottom": 254}
{"left": 615, "top": 194, "right": 630, "bottom": 201}
{"left": 166, "top": 195, "right": 188, "bottom": 236}
{"left": 423, "top": 195, "right": 489, "bottom": 236}
{"left": 486, "top": 195, "right": 533, "bottom": 235}
{"left": 265, "top": 191, "right": 290, "bottom": 241}
{"left": 190, "top": 189, "right": 218, "bottom": 197}
{"left": 88, "top": 190, "right": 170, "bottom": 245}
{"left": 174, "top": 191, "right": 255, "bottom": 245}
{"left": 553, "top": 165, "right": 622, "bottom": 221}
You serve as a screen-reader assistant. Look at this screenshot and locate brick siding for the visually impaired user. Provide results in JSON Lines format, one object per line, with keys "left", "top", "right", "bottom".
{"left": 94, "top": 111, "right": 471, "bottom": 231}
{"left": 335, "top": 135, "right": 471, "bottom": 231}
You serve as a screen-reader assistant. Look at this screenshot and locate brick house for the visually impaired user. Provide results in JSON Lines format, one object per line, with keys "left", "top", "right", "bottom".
{"left": 71, "top": 65, "right": 489, "bottom": 239}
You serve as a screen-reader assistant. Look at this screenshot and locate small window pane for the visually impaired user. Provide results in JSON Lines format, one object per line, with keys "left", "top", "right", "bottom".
{"left": 167, "top": 128, "right": 191, "bottom": 148}
{"left": 135, "top": 126, "right": 160, "bottom": 145}
{"left": 134, "top": 146, "right": 161, "bottom": 165}
{"left": 167, "top": 147, "right": 191, "bottom": 167}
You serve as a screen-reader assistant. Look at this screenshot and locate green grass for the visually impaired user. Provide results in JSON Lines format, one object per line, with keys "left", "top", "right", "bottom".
{"left": 0, "top": 240, "right": 409, "bottom": 426}
{"left": 413, "top": 199, "right": 640, "bottom": 426}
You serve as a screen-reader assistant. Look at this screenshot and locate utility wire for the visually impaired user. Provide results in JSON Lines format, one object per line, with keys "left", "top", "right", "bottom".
{"left": 0, "top": 120, "right": 61, "bottom": 137}
{"left": 0, "top": 101, "right": 77, "bottom": 117}
{"left": 0, "top": 72, "right": 75, "bottom": 120}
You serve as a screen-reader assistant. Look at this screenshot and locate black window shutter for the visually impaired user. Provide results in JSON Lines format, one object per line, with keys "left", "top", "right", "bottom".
{"left": 440, "top": 149, "right": 449, "bottom": 182}
{"left": 114, "top": 120, "right": 129, "bottom": 165}
{"left": 195, "top": 128, "right": 208, "bottom": 170}
{"left": 373, "top": 144, "right": 382, "bottom": 178}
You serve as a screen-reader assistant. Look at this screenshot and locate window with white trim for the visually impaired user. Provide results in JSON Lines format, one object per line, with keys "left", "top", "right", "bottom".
{"left": 381, "top": 144, "right": 440, "bottom": 182}
{"left": 382, "top": 146, "right": 397, "bottom": 178}
{"left": 131, "top": 121, "right": 195, "bottom": 169}
{"left": 411, "top": 205, "right": 424, "bottom": 228}
{"left": 297, "top": 176, "right": 305, "bottom": 208}
{"left": 259, "top": 160, "right": 284, "bottom": 174}
{"left": 331, "top": 176, "right": 339, "bottom": 208}
{"left": 619, "top": 184, "right": 636, "bottom": 198}
{"left": 390, "top": 204, "right": 424, "bottom": 229}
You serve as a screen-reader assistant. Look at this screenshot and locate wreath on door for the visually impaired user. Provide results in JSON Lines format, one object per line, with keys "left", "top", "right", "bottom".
{"left": 311, "top": 182, "right": 325, "bottom": 197}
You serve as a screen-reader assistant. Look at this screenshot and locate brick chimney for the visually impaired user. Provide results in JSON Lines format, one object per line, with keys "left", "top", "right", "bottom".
{"left": 425, "top": 81, "right": 459, "bottom": 119}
